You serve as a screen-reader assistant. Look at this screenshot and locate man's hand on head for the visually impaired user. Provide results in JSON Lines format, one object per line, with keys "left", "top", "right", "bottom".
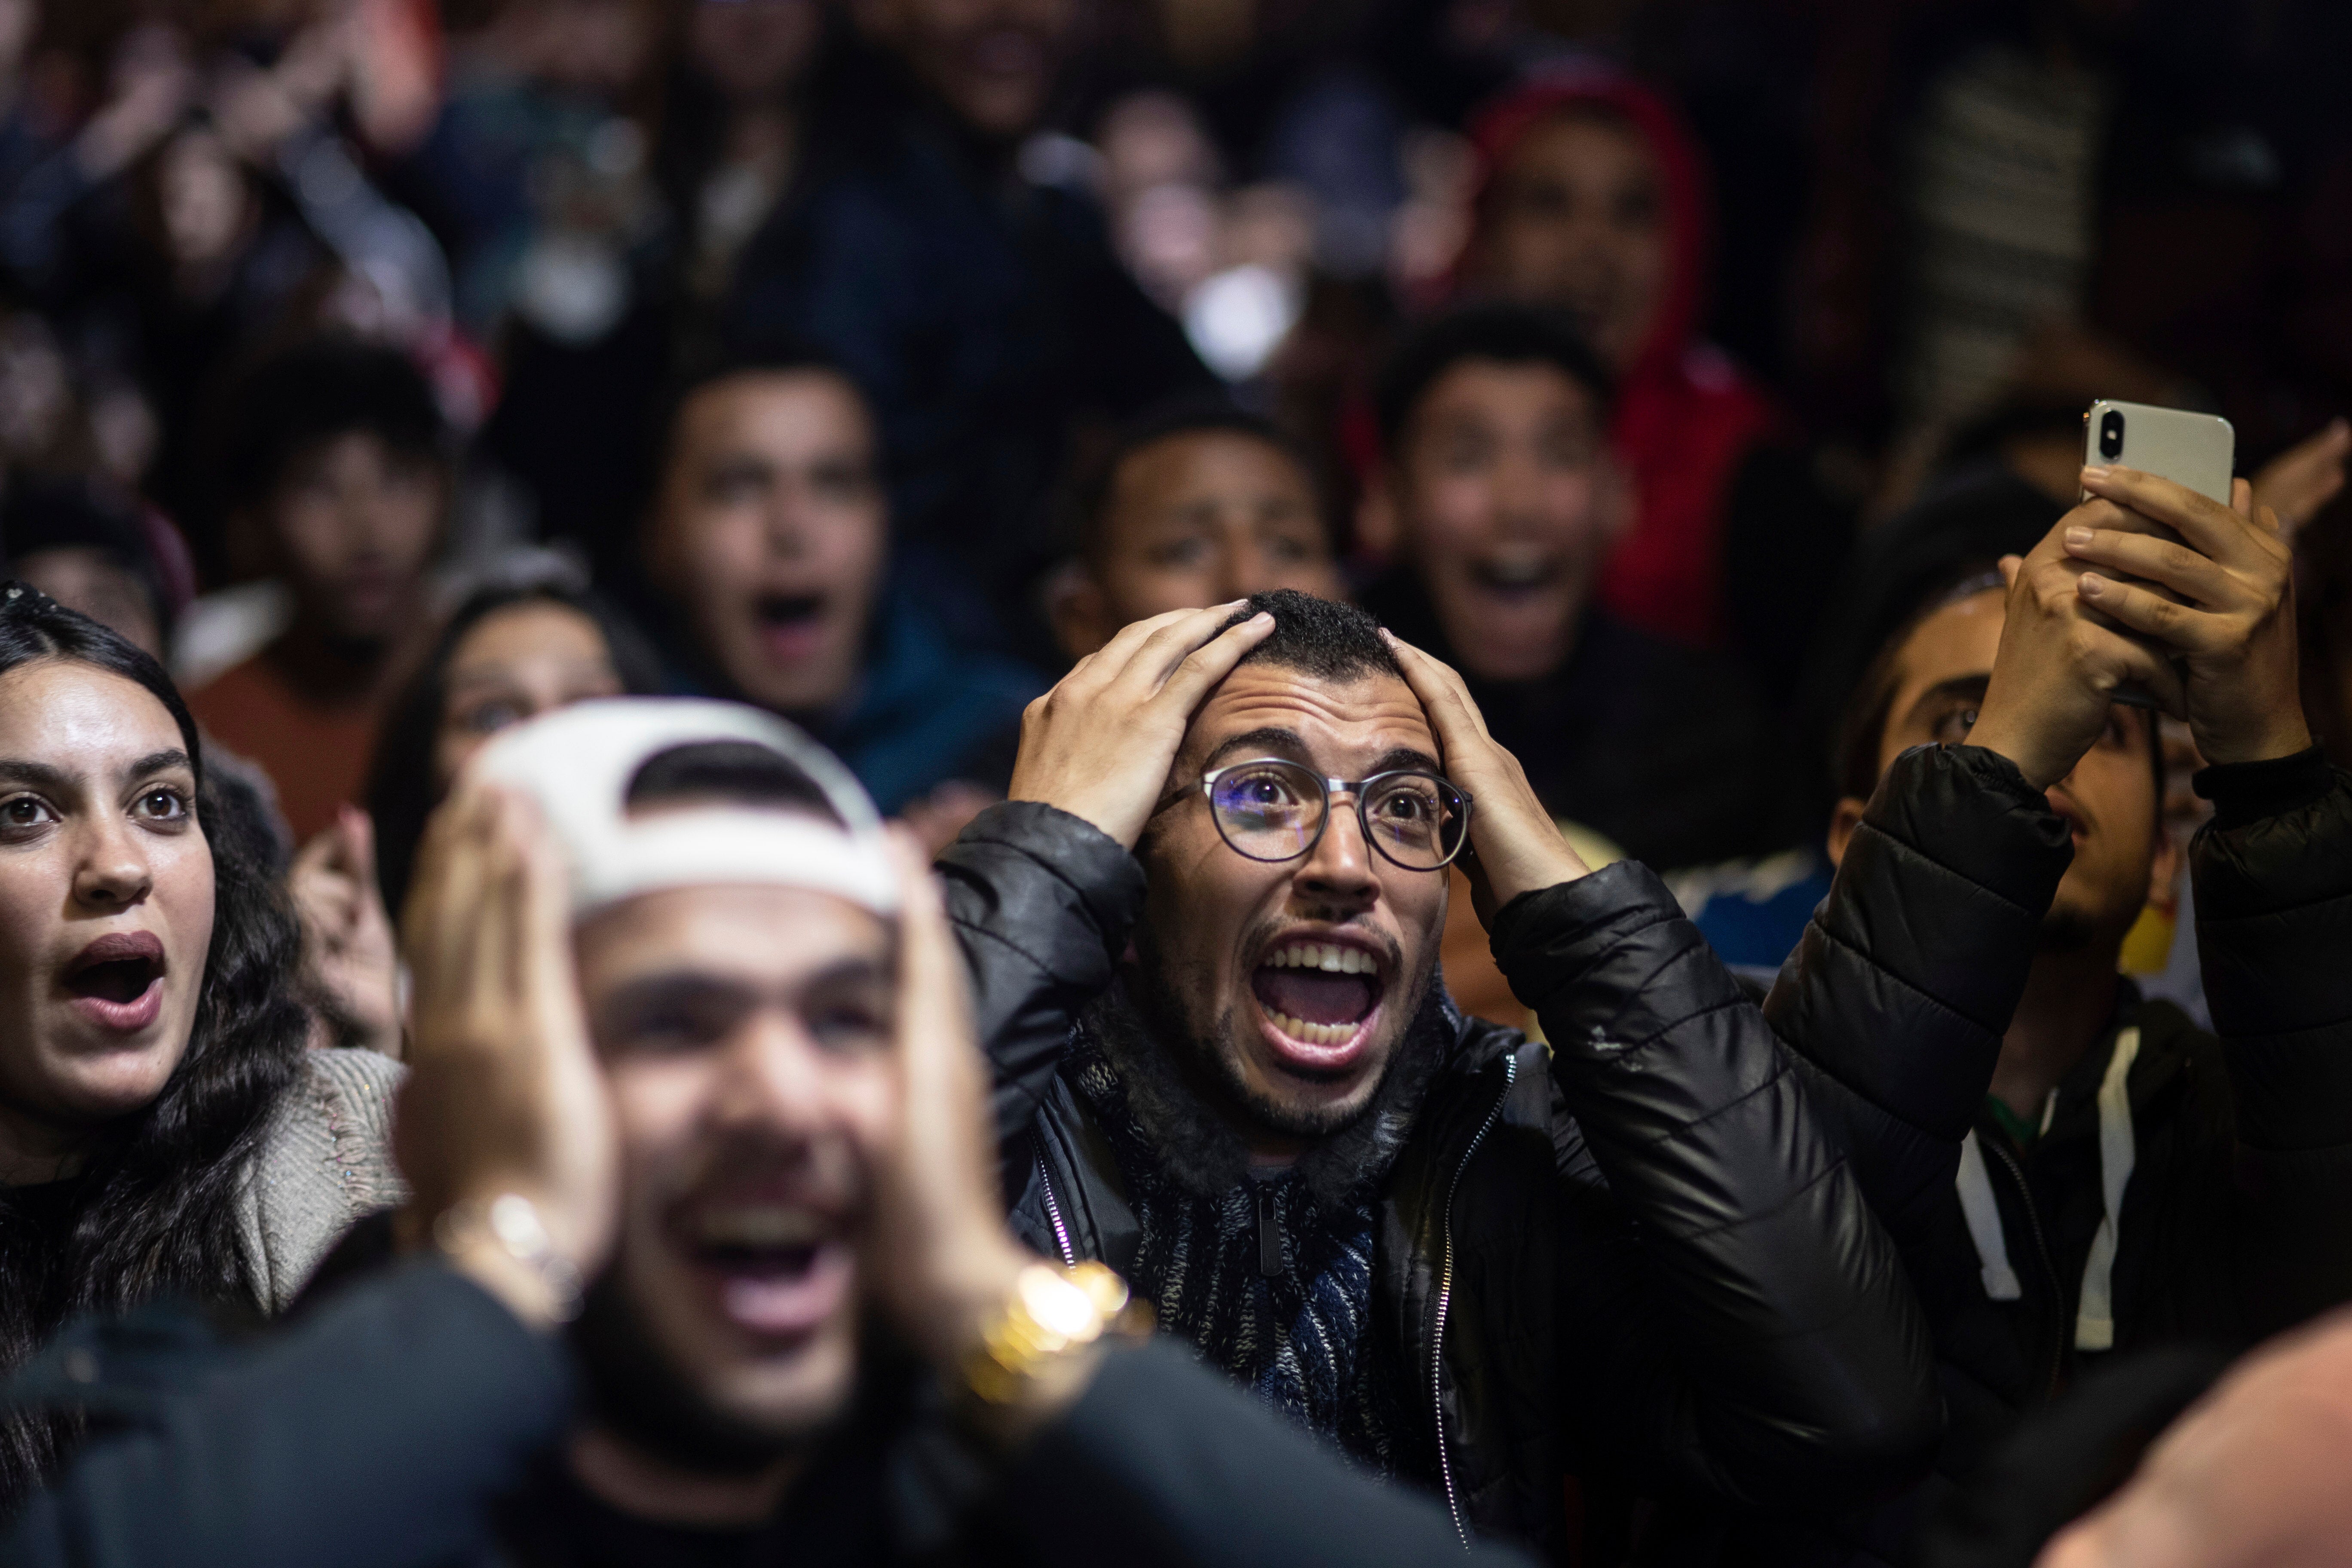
{"left": 1965, "top": 503, "right": 2190, "bottom": 793}
{"left": 1382, "top": 631, "right": 1589, "bottom": 925}
{"left": 1007, "top": 603, "right": 1275, "bottom": 849}
{"left": 392, "top": 778, "right": 616, "bottom": 1330}
{"left": 2061, "top": 466, "right": 2311, "bottom": 768}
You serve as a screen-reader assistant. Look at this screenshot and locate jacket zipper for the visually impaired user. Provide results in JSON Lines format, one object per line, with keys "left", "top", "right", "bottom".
{"left": 1433, "top": 1053, "right": 1516, "bottom": 1552}
{"left": 1035, "top": 1152, "right": 1077, "bottom": 1266}
{"left": 1983, "top": 1134, "right": 2064, "bottom": 1399}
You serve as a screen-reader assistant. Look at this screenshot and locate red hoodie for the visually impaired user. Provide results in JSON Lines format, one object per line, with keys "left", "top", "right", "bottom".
{"left": 1463, "top": 68, "right": 1779, "bottom": 651}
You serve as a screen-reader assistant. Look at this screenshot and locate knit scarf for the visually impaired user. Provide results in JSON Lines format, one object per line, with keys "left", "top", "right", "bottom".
{"left": 1067, "top": 980, "right": 1455, "bottom": 1475}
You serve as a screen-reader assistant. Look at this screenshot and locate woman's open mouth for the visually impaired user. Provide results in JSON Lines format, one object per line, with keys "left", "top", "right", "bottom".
{"left": 62, "top": 931, "right": 167, "bottom": 1033}
{"left": 1248, "top": 937, "right": 1388, "bottom": 1074}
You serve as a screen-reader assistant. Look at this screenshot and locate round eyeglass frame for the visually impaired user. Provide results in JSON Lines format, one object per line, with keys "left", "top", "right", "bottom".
{"left": 1198, "top": 758, "right": 1473, "bottom": 872}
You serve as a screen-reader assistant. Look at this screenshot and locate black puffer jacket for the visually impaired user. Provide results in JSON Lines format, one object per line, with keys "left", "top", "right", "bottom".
{"left": 1739, "top": 744, "right": 2352, "bottom": 1565}
{"left": 937, "top": 802, "right": 1939, "bottom": 1559}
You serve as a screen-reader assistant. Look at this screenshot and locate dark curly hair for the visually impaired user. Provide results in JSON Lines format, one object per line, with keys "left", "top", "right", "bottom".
{"left": 0, "top": 587, "right": 309, "bottom": 1501}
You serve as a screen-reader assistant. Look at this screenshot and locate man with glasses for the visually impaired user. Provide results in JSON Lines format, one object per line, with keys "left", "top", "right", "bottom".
{"left": 936, "top": 588, "right": 1938, "bottom": 1556}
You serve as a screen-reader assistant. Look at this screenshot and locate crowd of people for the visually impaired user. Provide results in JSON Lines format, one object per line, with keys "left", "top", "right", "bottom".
{"left": 0, "top": 0, "right": 2349, "bottom": 1565}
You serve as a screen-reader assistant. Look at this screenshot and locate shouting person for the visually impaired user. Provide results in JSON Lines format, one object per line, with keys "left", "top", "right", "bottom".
{"left": 938, "top": 588, "right": 1938, "bottom": 1555}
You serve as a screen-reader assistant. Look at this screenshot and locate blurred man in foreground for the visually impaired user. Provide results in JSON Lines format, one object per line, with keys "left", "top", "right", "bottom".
{"left": 0, "top": 699, "right": 1531, "bottom": 1568}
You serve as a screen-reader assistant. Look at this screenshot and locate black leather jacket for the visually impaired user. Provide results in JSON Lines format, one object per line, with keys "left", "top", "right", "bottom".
{"left": 1743, "top": 744, "right": 2352, "bottom": 1565}
{"left": 937, "top": 802, "right": 1940, "bottom": 1558}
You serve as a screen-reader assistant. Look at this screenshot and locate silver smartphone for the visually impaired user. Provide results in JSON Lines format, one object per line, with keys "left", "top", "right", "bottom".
{"left": 2083, "top": 399, "right": 2235, "bottom": 503}
{"left": 2082, "top": 399, "right": 2235, "bottom": 707}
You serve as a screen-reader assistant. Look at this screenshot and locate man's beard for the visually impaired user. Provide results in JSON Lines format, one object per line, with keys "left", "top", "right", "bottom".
{"left": 1106, "top": 919, "right": 1448, "bottom": 1212}
{"left": 1127, "top": 926, "right": 1417, "bottom": 1144}
{"left": 567, "top": 1269, "right": 817, "bottom": 1477}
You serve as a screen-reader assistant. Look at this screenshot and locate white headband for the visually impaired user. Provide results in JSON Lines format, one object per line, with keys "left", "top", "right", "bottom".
{"left": 469, "top": 698, "right": 900, "bottom": 919}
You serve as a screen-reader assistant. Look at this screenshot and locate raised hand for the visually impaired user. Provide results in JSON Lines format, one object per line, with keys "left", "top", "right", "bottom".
{"left": 2062, "top": 466, "right": 2310, "bottom": 768}
{"left": 861, "top": 832, "right": 1030, "bottom": 1370}
{"left": 289, "top": 805, "right": 403, "bottom": 1057}
{"left": 1964, "top": 501, "right": 2191, "bottom": 793}
{"left": 1381, "top": 631, "right": 1589, "bottom": 925}
{"left": 1007, "top": 603, "right": 1274, "bottom": 848}
{"left": 393, "top": 780, "right": 616, "bottom": 1327}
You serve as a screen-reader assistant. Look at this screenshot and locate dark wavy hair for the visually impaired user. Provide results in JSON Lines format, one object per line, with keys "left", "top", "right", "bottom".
{"left": 0, "top": 587, "right": 309, "bottom": 1499}
{"left": 365, "top": 574, "right": 666, "bottom": 922}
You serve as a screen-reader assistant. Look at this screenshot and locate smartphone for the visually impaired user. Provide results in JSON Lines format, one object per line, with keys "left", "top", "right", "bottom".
{"left": 2083, "top": 399, "right": 2235, "bottom": 503}
{"left": 2082, "top": 399, "right": 2236, "bottom": 707}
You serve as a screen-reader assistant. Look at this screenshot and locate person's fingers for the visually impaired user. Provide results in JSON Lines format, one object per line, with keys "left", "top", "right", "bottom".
{"left": 2080, "top": 466, "right": 2260, "bottom": 568}
{"left": 404, "top": 783, "right": 502, "bottom": 1036}
{"left": 291, "top": 822, "right": 338, "bottom": 879}
{"left": 1142, "top": 609, "right": 1276, "bottom": 717}
{"left": 886, "top": 827, "right": 973, "bottom": 1050}
{"left": 2076, "top": 573, "right": 2237, "bottom": 658}
{"left": 336, "top": 805, "right": 380, "bottom": 888}
{"left": 2061, "top": 526, "right": 2241, "bottom": 611}
{"left": 1999, "top": 554, "right": 2024, "bottom": 591}
{"left": 1381, "top": 630, "right": 1496, "bottom": 752}
{"left": 1115, "top": 601, "right": 1257, "bottom": 698}
{"left": 1083, "top": 604, "right": 1234, "bottom": 690}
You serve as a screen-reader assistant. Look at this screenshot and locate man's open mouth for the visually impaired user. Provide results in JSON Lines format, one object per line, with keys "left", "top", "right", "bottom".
{"left": 1467, "top": 548, "right": 1563, "bottom": 596}
{"left": 681, "top": 1203, "right": 854, "bottom": 1339}
{"left": 1249, "top": 937, "right": 1388, "bottom": 1069}
{"left": 63, "top": 932, "right": 166, "bottom": 1030}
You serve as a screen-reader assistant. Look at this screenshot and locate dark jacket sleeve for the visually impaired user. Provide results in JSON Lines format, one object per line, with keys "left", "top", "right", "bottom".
{"left": 1001, "top": 1338, "right": 1535, "bottom": 1568}
{"left": 1493, "top": 861, "right": 1942, "bottom": 1507}
{"left": 2191, "top": 751, "right": 2352, "bottom": 1329}
{"left": 0, "top": 1261, "right": 570, "bottom": 1568}
{"left": 935, "top": 802, "right": 1148, "bottom": 1153}
{"left": 1763, "top": 743, "right": 2072, "bottom": 1242}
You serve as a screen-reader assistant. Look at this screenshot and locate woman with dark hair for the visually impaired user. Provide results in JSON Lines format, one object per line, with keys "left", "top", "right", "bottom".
{"left": 0, "top": 585, "right": 400, "bottom": 1501}
{"left": 364, "top": 576, "right": 665, "bottom": 922}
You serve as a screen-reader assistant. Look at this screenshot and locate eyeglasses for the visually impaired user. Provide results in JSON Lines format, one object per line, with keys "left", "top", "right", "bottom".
{"left": 1200, "top": 758, "right": 1472, "bottom": 872}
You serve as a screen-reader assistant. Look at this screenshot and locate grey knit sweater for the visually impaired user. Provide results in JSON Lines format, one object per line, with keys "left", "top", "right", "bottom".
{"left": 236, "top": 1047, "right": 407, "bottom": 1310}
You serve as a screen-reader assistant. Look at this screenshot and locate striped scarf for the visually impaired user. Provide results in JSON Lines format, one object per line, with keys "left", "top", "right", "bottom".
{"left": 1065, "top": 1026, "right": 1416, "bottom": 1474}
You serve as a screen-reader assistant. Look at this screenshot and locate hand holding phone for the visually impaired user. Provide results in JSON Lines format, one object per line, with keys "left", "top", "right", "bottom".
{"left": 2060, "top": 467, "right": 2310, "bottom": 768}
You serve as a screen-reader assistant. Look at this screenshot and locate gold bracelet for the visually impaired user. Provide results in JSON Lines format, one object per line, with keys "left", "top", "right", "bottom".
{"left": 960, "top": 1261, "right": 1153, "bottom": 1407}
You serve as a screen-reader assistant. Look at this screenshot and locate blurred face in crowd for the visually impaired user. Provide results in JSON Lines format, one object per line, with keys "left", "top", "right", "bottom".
{"left": 1476, "top": 110, "right": 1670, "bottom": 374}
{"left": 432, "top": 601, "right": 628, "bottom": 793}
{"left": 690, "top": 0, "right": 822, "bottom": 104}
{"left": 1377, "top": 358, "right": 1622, "bottom": 683}
{"left": 1131, "top": 662, "right": 1447, "bottom": 1155}
{"left": 650, "top": 371, "right": 888, "bottom": 719}
{"left": 575, "top": 874, "right": 897, "bottom": 1449}
{"left": 262, "top": 431, "right": 444, "bottom": 649}
{"left": 1828, "top": 588, "right": 2174, "bottom": 953}
{"left": 154, "top": 128, "right": 256, "bottom": 274}
{"left": 0, "top": 660, "right": 212, "bottom": 1180}
{"left": 856, "top": 0, "right": 1075, "bottom": 141}
{"left": 1056, "top": 430, "right": 1342, "bottom": 659}
{"left": 15, "top": 550, "right": 161, "bottom": 660}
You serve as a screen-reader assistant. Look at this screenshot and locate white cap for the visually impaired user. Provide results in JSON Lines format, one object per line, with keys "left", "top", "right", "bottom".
{"left": 469, "top": 698, "right": 900, "bottom": 919}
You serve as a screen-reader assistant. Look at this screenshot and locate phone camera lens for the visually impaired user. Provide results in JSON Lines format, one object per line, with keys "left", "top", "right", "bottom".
{"left": 2099, "top": 410, "right": 2125, "bottom": 460}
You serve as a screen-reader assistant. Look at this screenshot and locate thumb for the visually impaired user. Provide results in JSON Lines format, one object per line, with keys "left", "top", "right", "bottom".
{"left": 337, "top": 805, "right": 381, "bottom": 892}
